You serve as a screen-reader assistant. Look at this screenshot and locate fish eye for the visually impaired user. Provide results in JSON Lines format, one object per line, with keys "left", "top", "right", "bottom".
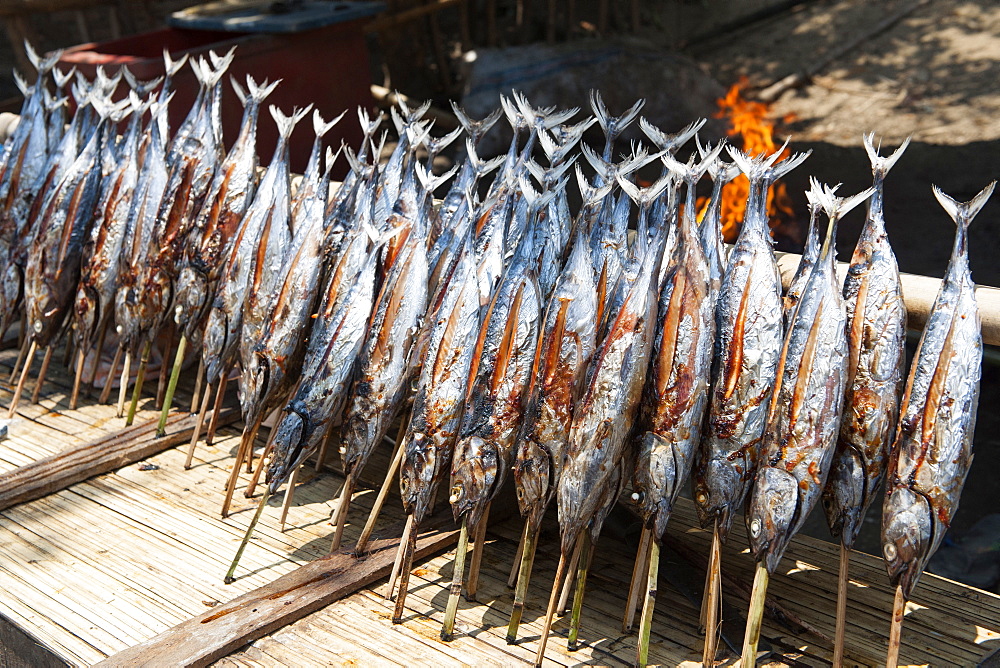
{"left": 749, "top": 519, "right": 762, "bottom": 537}
{"left": 883, "top": 542, "right": 897, "bottom": 561}
{"left": 631, "top": 489, "right": 644, "bottom": 504}
{"left": 696, "top": 492, "right": 708, "bottom": 506}
{"left": 449, "top": 485, "right": 462, "bottom": 504}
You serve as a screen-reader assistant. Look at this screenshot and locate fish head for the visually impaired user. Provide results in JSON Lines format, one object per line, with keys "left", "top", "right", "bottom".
{"left": 513, "top": 437, "right": 551, "bottom": 530}
{"left": 266, "top": 410, "right": 305, "bottom": 494}
{"left": 882, "top": 486, "right": 933, "bottom": 600}
{"left": 175, "top": 266, "right": 209, "bottom": 333}
{"left": 339, "top": 403, "right": 379, "bottom": 480}
{"left": 746, "top": 466, "right": 799, "bottom": 572}
{"left": 822, "top": 447, "right": 866, "bottom": 548}
{"left": 693, "top": 454, "right": 744, "bottom": 539}
{"left": 73, "top": 284, "right": 99, "bottom": 348}
{"left": 0, "top": 262, "right": 23, "bottom": 337}
{"left": 202, "top": 308, "right": 227, "bottom": 383}
{"left": 631, "top": 432, "right": 689, "bottom": 540}
{"left": 399, "top": 430, "right": 436, "bottom": 524}
{"left": 449, "top": 435, "right": 499, "bottom": 527}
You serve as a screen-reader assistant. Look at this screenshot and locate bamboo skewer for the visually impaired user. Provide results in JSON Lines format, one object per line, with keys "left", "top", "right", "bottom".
{"left": 244, "top": 426, "right": 277, "bottom": 498}
{"left": 224, "top": 487, "right": 270, "bottom": 584}
{"left": 886, "top": 583, "right": 905, "bottom": 668}
{"left": 465, "top": 502, "right": 490, "bottom": 602}
{"left": 391, "top": 516, "right": 419, "bottom": 624}
{"left": 125, "top": 340, "right": 152, "bottom": 426}
{"left": 624, "top": 527, "right": 651, "bottom": 632}
{"left": 115, "top": 349, "right": 132, "bottom": 418}
{"left": 702, "top": 521, "right": 722, "bottom": 666}
{"left": 313, "top": 423, "right": 335, "bottom": 472}
{"left": 832, "top": 542, "right": 850, "bottom": 666}
{"left": 567, "top": 533, "right": 593, "bottom": 651}
{"left": 741, "top": 562, "right": 770, "bottom": 667}
{"left": 85, "top": 318, "right": 109, "bottom": 392}
{"left": 7, "top": 339, "right": 37, "bottom": 419}
{"left": 69, "top": 348, "right": 85, "bottom": 410}
{"left": 440, "top": 517, "right": 469, "bottom": 641}
{"left": 221, "top": 412, "right": 265, "bottom": 518}
{"left": 99, "top": 344, "right": 122, "bottom": 404}
{"left": 279, "top": 464, "right": 300, "bottom": 532}
{"left": 155, "top": 327, "right": 174, "bottom": 410}
{"left": 385, "top": 513, "right": 412, "bottom": 600}
{"left": 505, "top": 524, "right": 537, "bottom": 644}
{"left": 205, "top": 370, "right": 229, "bottom": 446}
{"left": 353, "top": 427, "right": 407, "bottom": 556}
{"left": 184, "top": 381, "right": 212, "bottom": 469}
{"left": 558, "top": 536, "right": 584, "bottom": 614}
{"left": 534, "top": 551, "right": 569, "bottom": 667}
{"left": 8, "top": 334, "right": 30, "bottom": 383}
{"left": 156, "top": 334, "right": 187, "bottom": 437}
{"left": 29, "top": 345, "right": 52, "bottom": 405}
{"left": 189, "top": 356, "right": 204, "bottom": 413}
{"left": 329, "top": 475, "right": 355, "bottom": 552}
{"left": 508, "top": 522, "right": 527, "bottom": 588}
{"left": 636, "top": 539, "right": 660, "bottom": 667}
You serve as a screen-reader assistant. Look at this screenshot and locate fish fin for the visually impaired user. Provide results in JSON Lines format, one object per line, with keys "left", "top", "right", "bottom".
{"left": 71, "top": 81, "right": 90, "bottom": 108}
{"left": 933, "top": 181, "right": 996, "bottom": 228}
{"left": 639, "top": 116, "right": 705, "bottom": 154}
{"left": 207, "top": 47, "right": 237, "bottom": 77}
{"left": 616, "top": 171, "right": 671, "bottom": 205}
{"left": 426, "top": 123, "right": 464, "bottom": 157}
{"left": 244, "top": 75, "right": 280, "bottom": 107}
{"left": 313, "top": 108, "right": 346, "bottom": 139}
{"left": 540, "top": 117, "right": 596, "bottom": 163}
{"left": 581, "top": 142, "right": 611, "bottom": 179}
{"left": 590, "top": 90, "right": 644, "bottom": 142}
{"left": 406, "top": 118, "right": 436, "bottom": 149}
{"left": 324, "top": 145, "right": 343, "bottom": 176}
{"left": 863, "top": 132, "right": 910, "bottom": 179}
{"left": 812, "top": 183, "right": 874, "bottom": 222}
{"left": 452, "top": 102, "right": 503, "bottom": 145}
{"left": 390, "top": 105, "right": 405, "bottom": 136}
{"left": 231, "top": 76, "right": 247, "bottom": 106}
{"left": 52, "top": 66, "right": 75, "bottom": 90}
{"left": 767, "top": 149, "right": 812, "bottom": 183}
{"left": 12, "top": 70, "right": 29, "bottom": 97}
{"left": 357, "top": 107, "right": 383, "bottom": 140}
{"left": 575, "top": 163, "right": 614, "bottom": 206}
{"left": 399, "top": 95, "right": 431, "bottom": 123}
{"left": 415, "top": 160, "right": 459, "bottom": 196}
{"left": 500, "top": 94, "right": 523, "bottom": 131}
{"left": 162, "top": 49, "right": 189, "bottom": 78}
{"left": 270, "top": 104, "right": 313, "bottom": 140}
{"left": 24, "top": 41, "right": 61, "bottom": 75}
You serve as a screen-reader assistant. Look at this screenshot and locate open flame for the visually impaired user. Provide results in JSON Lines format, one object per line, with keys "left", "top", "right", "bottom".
{"left": 704, "top": 77, "right": 798, "bottom": 242}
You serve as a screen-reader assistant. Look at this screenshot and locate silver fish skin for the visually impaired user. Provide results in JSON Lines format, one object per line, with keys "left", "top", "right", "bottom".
{"left": 340, "top": 227, "right": 430, "bottom": 486}
{"left": 23, "top": 107, "right": 106, "bottom": 349}
{"left": 513, "top": 228, "right": 597, "bottom": 533}
{"left": 823, "top": 134, "right": 909, "bottom": 549}
{"left": 694, "top": 148, "right": 809, "bottom": 539}
{"left": 401, "top": 240, "right": 482, "bottom": 525}
{"left": 746, "top": 184, "right": 871, "bottom": 573}
{"left": 783, "top": 178, "right": 826, "bottom": 319}
{"left": 557, "top": 230, "right": 664, "bottom": 556}
{"left": 175, "top": 76, "right": 277, "bottom": 340}
{"left": 696, "top": 139, "right": 739, "bottom": 294}
{"left": 450, "top": 231, "right": 542, "bottom": 529}
{"left": 630, "top": 149, "right": 720, "bottom": 542}
{"left": 266, "top": 239, "right": 379, "bottom": 492}
{"left": 882, "top": 182, "right": 993, "bottom": 600}
{"left": 202, "top": 105, "right": 307, "bottom": 385}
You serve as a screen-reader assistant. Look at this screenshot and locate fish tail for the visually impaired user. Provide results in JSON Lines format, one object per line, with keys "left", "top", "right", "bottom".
{"left": 206, "top": 47, "right": 237, "bottom": 78}
{"left": 269, "top": 104, "right": 313, "bottom": 141}
{"left": 639, "top": 116, "right": 706, "bottom": 154}
{"left": 357, "top": 107, "right": 383, "bottom": 142}
{"left": 426, "top": 124, "right": 464, "bottom": 157}
{"left": 52, "top": 66, "right": 75, "bottom": 90}
{"left": 239, "top": 75, "right": 280, "bottom": 109}
{"left": 313, "top": 108, "right": 346, "bottom": 139}
{"left": 12, "top": 70, "right": 29, "bottom": 97}
{"left": 661, "top": 142, "right": 725, "bottom": 184}
{"left": 812, "top": 183, "right": 874, "bottom": 222}
{"left": 932, "top": 181, "right": 997, "bottom": 229}
{"left": 122, "top": 67, "right": 163, "bottom": 98}
{"left": 463, "top": 139, "right": 503, "bottom": 180}
{"left": 863, "top": 132, "right": 910, "bottom": 181}
{"left": 324, "top": 145, "right": 343, "bottom": 177}
{"left": 162, "top": 49, "right": 189, "bottom": 79}
{"left": 406, "top": 119, "right": 436, "bottom": 150}
{"left": 415, "top": 161, "right": 459, "bottom": 197}
{"left": 452, "top": 102, "right": 503, "bottom": 146}
{"left": 525, "top": 157, "right": 575, "bottom": 189}
{"left": 589, "top": 90, "right": 644, "bottom": 143}
{"left": 574, "top": 163, "right": 613, "bottom": 207}
{"left": 396, "top": 94, "right": 431, "bottom": 123}
{"left": 767, "top": 148, "right": 812, "bottom": 183}
{"left": 24, "top": 41, "right": 62, "bottom": 75}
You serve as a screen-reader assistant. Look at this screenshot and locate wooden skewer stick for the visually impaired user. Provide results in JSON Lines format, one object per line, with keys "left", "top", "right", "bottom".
{"left": 465, "top": 502, "right": 491, "bottom": 602}
{"left": 244, "top": 427, "right": 278, "bottom": 498}
{"left": 885, "top": 583, "right": 905, "bottom": 668}
{"left": 184, "top": 381, "right": 212, "bottom": 469}
{"left": 833, "top": 542, "right": 850, "bottom": 667}
{"left": 99, "top": 345, "right": 122, "bottom": 404}
{"left": 279, "top": 464, "right": 300, "bottom": 532}
{"left": 69, "top": 348, "right": 85, "bottom": 410}
{"left": 116, "top": 349, "right": 132, "bottom": 418}
{"left": 567, "top": 533, "right": 594, "bottom": 651}
{"left": 702, "top": 520, "right": 722, "bottom": 666}
{"left": 508, "top": 522, "right": 527, "bottom": 588}
{"left": 29, "top": 345, "right": 53, "bottom": 405}
{"left": 7, "top": 340, "right": 37, "bottom": 419}
{"left": 189, "top": 355, "right": 204, "bottom": 413}
{"left": 636, "top": 539, "right": 660, "bottom": 667}
{"left": 391, "top": 516, "right": 419, "bottom": 623}
{"left": 534, "top": 551, "right": 569, "bottom": 667}
{"left": 221, "top": 413, "right": 265, "bottom": 518}
{"left": 156, "top": 334, "right": 187, "bottom": 436}
{"left": 125, "top": 340, "right": 152, "bottom": 426}
{"left": 506, "top": 523, "right": 537, "bottom": 644}
{"left": 329, "top": 475, "right": 356, "bottom": 552}
{"left": 440, "top": 518, "right": 469, "bottom": 641}
{"left": 385, "top": 513, "right": 413, "bottom": 600}
{"left": 624, "top": 526, "right": 651, "bottom": 632}
{"left": 353, "top": 428, "right": 407, "bottom": 556}
{"left": 85, "top": 318, "right": 110, "bottom": 393}
{"left": 155, "top": 327, "right": 174, "bottom": 410}
{"left": 741, "top": 561, "right": 770, "bottom": 667}
{"left": 224, "top": 488, "right": 270, "bottom": 584}
{"left": 7, "top": 335, "right": 30, "bottom": 384}
{"left": 558, "top": 536, "right": 584, "bottom": 614}
{"left": 314, "top": 422, "right": 335, "bottom": 472}
{"left": 205, "top": 371, "right": 229, "bottom": 446}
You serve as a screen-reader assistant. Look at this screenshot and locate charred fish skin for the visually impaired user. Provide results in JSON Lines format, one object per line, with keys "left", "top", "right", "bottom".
{"left": 783, "top": 182, "right": 824, "bottom": 319}
{"left": 823, "top": 134, "right": 909, "bottom": 549}
{"left": 630, "top": 149, "right": 720, "bottom": 542}
{"left": 882, "top": 182, "right": 993, "bottom": 600}
{"left": 694, "top": 148, "right": 810, "bottom": 539}
{"left": 558, "top": 230, "right": 664, "bottom": 557}
{"left": 513, "top": 227, "right": 597, "bottom": 533}
{"left": 746, "top": 184, "right": 871, "bottom": 574}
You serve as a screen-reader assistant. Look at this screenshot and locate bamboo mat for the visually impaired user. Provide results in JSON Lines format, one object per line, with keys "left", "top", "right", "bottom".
{"left": 0, "top": 343, "right": 998, "bottom": 667}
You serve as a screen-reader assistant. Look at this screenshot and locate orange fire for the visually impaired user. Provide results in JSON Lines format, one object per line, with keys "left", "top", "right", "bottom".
{"left": 703, "top": 77, "right": 798, "bottom": 242}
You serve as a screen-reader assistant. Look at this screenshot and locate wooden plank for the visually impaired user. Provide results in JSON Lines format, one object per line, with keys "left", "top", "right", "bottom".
{"left": 0, "top": 407, "right": 238, "bottom": 512}
{"left": 95, "top": 514, "right": 460, "bottom": 668}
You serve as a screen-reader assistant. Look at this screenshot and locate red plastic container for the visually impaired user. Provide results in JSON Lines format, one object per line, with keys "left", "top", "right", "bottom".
{"left": 59, "top": 22, "right": 374, "bottom": 175}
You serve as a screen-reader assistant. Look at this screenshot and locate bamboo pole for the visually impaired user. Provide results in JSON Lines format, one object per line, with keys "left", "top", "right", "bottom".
{"left": 156, "top": 334, "right": 187, "bottom": 437}
{"left": 125, "top": 341, "right": 152, "bottom": 426}
{"left": 279, "top": 464, "right": 300, "bottom": 532}
{"left": 636, "top": 539, "right": 659, "bottom": 667}
{"left": 505, "top": 524, "right": 536, "bottom": 644}
{"left": 99, "top": 345, "right": 122, "bottom": 404}
{"left": 440, "top": 518, "right": 469, "bottom": 641}
{"left": 886, "top": 584, "right": 905, "bottom": 668}
{"left": 205, "top": 371, "right": 229, "bottom": 446}
{"left": 85, "top": 317, "right": 109, "bottom": 393}
{"left": 353, "top": 435, "right": 405, "bottom": 556}
{"left": 224, "top": 488, "right": 270, "bottom": 584}
{"left": 69, "top": 348, "right": 85, "bottom": 409}
{"left": 384, "top": 513, "right": 411, "bottom": 601}
{"left": 189, "top": 356, "right": 204, "bottom": 413}
{"left": 7, "top": 339, "right": 36, "bottom": 419}
{"left": 115, "top": 349, "right": 132, "bottom": 418}
{"left": 508, "top": 522, "right": 527, "bottom": 588}
{"left": 8, "top": 334, "right": 29, "bottom": 384}
{"left": 833, "top": 542, "right": 850, "bottom": 667}
{"left": 155, "top": 327, "right": 174, "bottom": 410}
{"left": 624, "top": 527, "right": 651, "bottom": 632}
{"left": 184, "top": 382, "right": 212, "bottom": 469}
{"left": 29, "top": 345, "right": 52, "bottom": 405}
{"left": 329, "top": 475, "right": 355, "bottom": 552}
{"left": 391, "top": 517, "right": 419, "bottom": 624}
{"left": 534, "top": 552, "right": 569, "bottom": 667}
{"left": 222, "top": 412, "right": 265, "bottom": 518}
{"left": 244, "top": 424, "right": 278, "bottom": 498}
{"left": 702, "top": 521, "right": 722, "bottom": 666}
{"left": 741, "top": 562, "right": 770, "bottom": 667}
{"left": 558, "top": 537, "right": 584, "bottom": 614}
{"left": 465, "top": 502, "right": 490, "bottom": 602}
{"left": 567, "top": 534, "right": 593, "bottom": 651}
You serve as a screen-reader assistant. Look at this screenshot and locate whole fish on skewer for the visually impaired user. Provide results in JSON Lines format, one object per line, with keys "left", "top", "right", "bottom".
{"left": 881, "top": 182, "right": 993, "bottom": 667}
{"left": 696, "top": 140, "right": 740, "bottom": 294}
{"left": 740, "top": 183, "right": 873, "bottom": 665}
{"left": 784, "top": 181, "right": 825, "bottom": 319}
{"left": 823, "top": 134, "right": 909, "bottom": 665}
